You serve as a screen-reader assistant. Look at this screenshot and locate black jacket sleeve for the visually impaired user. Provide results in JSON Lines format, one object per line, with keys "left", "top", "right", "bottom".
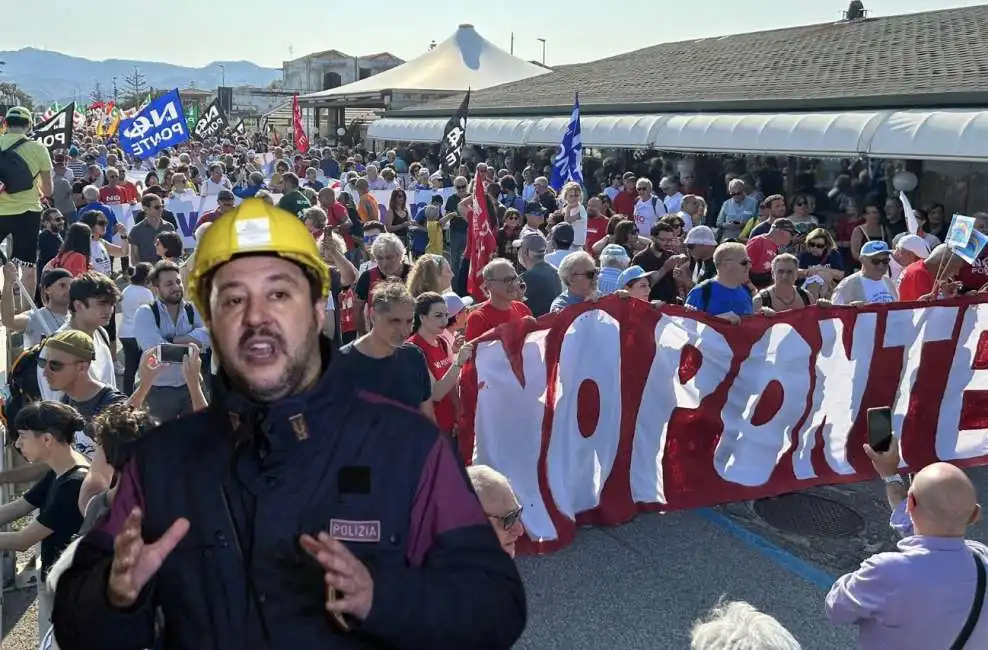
{"left": 360, "top": 436, "right": 527, "bottom": 649}
{"left": 51, "top": 461, "right": 158, "bottom": 650}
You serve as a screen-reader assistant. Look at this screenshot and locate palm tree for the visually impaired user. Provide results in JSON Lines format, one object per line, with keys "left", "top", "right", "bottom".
{"left": 0, "top": 82, "right": 34, "bottom": 110}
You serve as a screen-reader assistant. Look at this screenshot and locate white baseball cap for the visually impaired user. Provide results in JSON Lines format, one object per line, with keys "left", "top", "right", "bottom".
{"left": 894, "top": 233, "right": 931, "bottom": 259}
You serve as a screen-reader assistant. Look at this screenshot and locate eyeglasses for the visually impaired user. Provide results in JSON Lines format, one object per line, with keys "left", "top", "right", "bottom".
{"left": 870, "top": 257, "right": 891, "bottom": 266}
{"left": 807, "top": 242, "right": 825, "bottom": 249}
{"left": 487, "top": 506, "right": 524, "bottom": 530}
{"left": 730, "top": 192, "right": 745, "bottom": 198}
{"left": 576, "top": 270, "right": 598, "bottom": 280}
{"left": 455, "top": 184, "right": 467, "bottom": 190}
{"left": 38, "top": 358, "right": 79, "bottom": 372}
{"left": 491, "top": 275, "right": 520, "bottom": 285}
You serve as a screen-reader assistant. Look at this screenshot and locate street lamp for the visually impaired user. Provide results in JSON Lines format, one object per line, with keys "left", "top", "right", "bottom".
{"left": 217, "top": 64, "right": 226, "bottom": 88}
{"left": 537, "top": 38, "right": 546, "bottom": 65}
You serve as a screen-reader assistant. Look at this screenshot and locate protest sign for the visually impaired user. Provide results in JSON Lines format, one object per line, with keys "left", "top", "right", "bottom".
{"left": 32, "top": 103, "right": 74, "bottom": 152}
{"left": 459, "top": 295, "right": 988, "bottom": 555}
{"left": 164, "top": 195, "right": 201, "bottom": 249}
{"left": 192, "top": 98, "right": 230, "bottom": 141}
{"left": 119, "top": 90, "right": 189, "bottom": 159}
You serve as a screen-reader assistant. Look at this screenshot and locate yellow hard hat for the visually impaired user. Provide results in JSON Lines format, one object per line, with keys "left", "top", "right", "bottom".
{"left": 187, "top": 198, "right": 329, "bottom": 319}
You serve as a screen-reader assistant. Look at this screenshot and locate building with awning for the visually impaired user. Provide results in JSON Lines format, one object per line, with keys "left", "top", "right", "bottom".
{"left": 297, "top": 23, "right": 549, "bottom": 138}
{"left": 367, "top": 4, "right": 988, "bottom": 163}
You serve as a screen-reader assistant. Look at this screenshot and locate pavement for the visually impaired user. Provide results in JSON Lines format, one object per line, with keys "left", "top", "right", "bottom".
{"left": 6, "top": 469, "right": 988, "bottom": 649}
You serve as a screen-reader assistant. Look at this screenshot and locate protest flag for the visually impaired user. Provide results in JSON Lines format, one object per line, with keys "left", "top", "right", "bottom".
{"left": 439, "top": 90, "right": 469, "bottom": 175}
{"left": 293, "top": 94, "right": 309, "bottom": 154}
{"left": 467, "top": 177, "right": 497, "bottom": 301}
{"left": 550, "top": 92, "right": 584, "bottom": 191}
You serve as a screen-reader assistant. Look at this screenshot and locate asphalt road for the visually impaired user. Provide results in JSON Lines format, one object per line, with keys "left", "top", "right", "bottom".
{"left": 6, "top": 470, "right": 988, "bottom": 649}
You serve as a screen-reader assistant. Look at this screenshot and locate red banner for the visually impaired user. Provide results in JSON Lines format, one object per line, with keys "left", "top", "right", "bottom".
{"left": 458, "top": 295, "right": 988, "bottom": 554}
{"left": 292, "top": 95, "right": 309, "bottom": 154}
{"left": 466, "top": 179, "right": 496, "bottom": 302}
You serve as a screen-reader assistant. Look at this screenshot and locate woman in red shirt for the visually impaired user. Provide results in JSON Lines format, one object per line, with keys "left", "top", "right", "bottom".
{"left": 45, "top": 223, "right": 92, "bottom": 277}
{"left": 408, "top": 292, "right": 473, "bottom": 435}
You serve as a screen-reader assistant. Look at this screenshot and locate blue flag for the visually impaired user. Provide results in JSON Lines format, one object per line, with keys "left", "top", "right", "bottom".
{"left": 550, "top": 93, "right": 584, "bottom": 191}
{"left": 118, "top": 89, "right": 190, "bottom": 159}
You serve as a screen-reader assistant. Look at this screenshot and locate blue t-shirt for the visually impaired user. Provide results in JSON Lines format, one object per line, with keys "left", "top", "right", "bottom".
{"left": 685, "top": 280, "right": 753, "bottom": 316}
{"left": 409, "top": 211, "right": 429, "bottom": 255}
{"left": 320, "top": 158, "right": 340, "bottom": 179}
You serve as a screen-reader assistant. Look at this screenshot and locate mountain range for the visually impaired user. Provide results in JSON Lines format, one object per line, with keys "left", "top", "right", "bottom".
{"left": 1, "top": 48, "right": 282, "bottom": 106}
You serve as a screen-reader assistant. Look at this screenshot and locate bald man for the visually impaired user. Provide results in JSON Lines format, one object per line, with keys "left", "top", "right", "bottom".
{"left": 825, "top": 437, "right": 988, "bottom": 649}
{"left": 467, "top": 465, "right": 525, "bottom": 558}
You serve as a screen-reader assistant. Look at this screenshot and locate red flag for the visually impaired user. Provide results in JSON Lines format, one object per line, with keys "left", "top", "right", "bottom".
{"left": 467, "top": 178, "right": 497, "bottom": 301}
{"left": 292, "top": 95, "right": 309, "bottom": 154}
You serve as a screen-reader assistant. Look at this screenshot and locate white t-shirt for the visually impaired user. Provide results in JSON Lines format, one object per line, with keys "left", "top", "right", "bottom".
{"left": 200, "top": 177, "right": 231, "bottom": 196}
{"left": 23, "top": 308, "right": 67, "bottom": 349}
{"left": 664, "top": 192, "right": 684, "bottom": 214}
{"left": 861, "top": 277, "right": 896, "bottom": 304}
{"left": 119, "top": 285, "right": 155, "bottom": 338}
{"left": 634, "top": 196, "right": 667, "bottom": 235}
{"left": 561, "top": 204, "right": 588, "bottom": 247}
{"left": 90, "top": 239, "right": 111, "bottom": 276}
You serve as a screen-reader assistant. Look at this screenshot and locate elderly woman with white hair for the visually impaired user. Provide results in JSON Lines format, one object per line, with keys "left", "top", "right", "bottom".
{"left": 691, "top": 600, "right": 801, "bottom": 650}
{"left": 352, "top": 232, "right": 411, "bottom": 335}
{"left": 597, "top": 244, "right": 631, "bottom": 294}
{"left": 467, "top": 465, "right": 525, "bottom": 558}
{"left": 550, "top": 251, "right": 600, "bottom": 313}
{"left": 716, "top": 178, "right": 759, "bottom": 243}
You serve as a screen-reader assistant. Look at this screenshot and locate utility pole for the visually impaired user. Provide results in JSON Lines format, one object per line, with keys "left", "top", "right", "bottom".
{"left": 112, "top": 77, "right": 118, "bottom": 102}
{"left": 510, "top": 33, "right": 515, "bottom": 56}
{"left": 537, "top": 38, "right": 547, "bottom": 65}
{"left": 217, "top": 64, "right": 226, "bottom": 88}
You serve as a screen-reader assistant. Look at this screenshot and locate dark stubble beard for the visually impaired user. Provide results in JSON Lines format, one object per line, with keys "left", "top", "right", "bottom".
{"left": 218, "top": 317, "right": 323, "bottom": 403}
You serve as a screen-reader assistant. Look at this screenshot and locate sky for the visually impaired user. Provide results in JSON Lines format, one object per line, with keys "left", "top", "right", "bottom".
{"left": 5, "top": 0, "right": 985, "bottom": 68}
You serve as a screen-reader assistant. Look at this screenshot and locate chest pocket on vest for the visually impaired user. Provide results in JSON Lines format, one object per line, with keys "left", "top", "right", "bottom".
{"left": 305, "top": 491, "right": 409, "bottom": 571}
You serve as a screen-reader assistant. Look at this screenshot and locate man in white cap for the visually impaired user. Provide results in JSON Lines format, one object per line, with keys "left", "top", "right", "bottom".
{"left": 891, "top": 233, "right": 931, "bottom": 285}
{"left": 680, "top": 225, "right": 718, "bottom": 290}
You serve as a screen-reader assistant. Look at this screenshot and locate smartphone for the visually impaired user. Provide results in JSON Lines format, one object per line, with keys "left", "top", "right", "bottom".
{"left": 157, "top": 343, "right": 190, "bottom": 365}
{"left": 867, "top": 406, "right": 893, "bottom": 453}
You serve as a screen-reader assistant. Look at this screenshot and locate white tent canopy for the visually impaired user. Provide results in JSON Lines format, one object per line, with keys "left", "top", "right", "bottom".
{"left": 301, "top": 24, "right": 548, "bottom": 100}
{"left": 367, "top": 108, "right": 988, "bottom": 161}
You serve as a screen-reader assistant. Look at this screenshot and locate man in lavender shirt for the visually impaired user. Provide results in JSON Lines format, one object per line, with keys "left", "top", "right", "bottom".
{"left": 825, "top": 437, "right": 988, "bottom": 648}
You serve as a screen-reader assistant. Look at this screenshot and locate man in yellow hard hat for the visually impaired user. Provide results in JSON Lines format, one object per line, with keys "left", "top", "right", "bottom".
{"left": 51, "top": 199, "right": 527, "bottom": 649}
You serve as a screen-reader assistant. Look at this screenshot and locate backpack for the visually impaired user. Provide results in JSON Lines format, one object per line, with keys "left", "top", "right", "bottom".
{"left": 339, "top": 267, "right": 382, "bottom": 335}
{"left": 150, "top": 302, "right": 195, "bottom": 330}
{"left": 755, "top": 287, "right": 810, "bottom": 310}
{"left": 1, "top": 342, "right": 44, "bottom": 439}
{"left": 0, "top": 138, "right": 36, "bottom": 195}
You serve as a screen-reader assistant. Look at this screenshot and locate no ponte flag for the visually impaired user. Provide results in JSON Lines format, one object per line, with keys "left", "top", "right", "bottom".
{"left": 192, "top": 98, "right": 230, "bottom": 141}
{"left": 439, "top": 90, "right": 470, "bottom": 176}
{"left": 32, "top": 103, "right": 75, "bottom": 152}
{"left": 233, "top": 120, "right": 246, "bottom": 136}
{"left": 549, "top": 92, "right": 584, "bottom": 191}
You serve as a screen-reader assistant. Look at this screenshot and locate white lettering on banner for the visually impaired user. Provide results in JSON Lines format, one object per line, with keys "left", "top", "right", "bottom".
{"left": 792, "top": 315, "right": 877, "bottom": 479}
{"left": 123, "top": 102, "right": 180, "bottom": 140}
{"left": 473, "top": 332, "right": 554, "bottom": 540}
{"left": 195, "top": 104, "right": 224, "bottom": 140}
{"left": 631, "top": 316, "right": 731, "bottom": 504}
{"left": 938, "top": 307, "right": 988, "bottom": 459}
{"left": 547, "top": 311, "right": 623, "bottom": 519}
{"left": 129, "top": 122, "right": 187, "bottom": 157}
{"left": 165, "top": 197, "right": 199, "bottom": 249}
{"left": 716, "top": 324, "right": 813, "bottom": 487}
{"left": 884, "top": 306, "right": 959, "bottom": 469}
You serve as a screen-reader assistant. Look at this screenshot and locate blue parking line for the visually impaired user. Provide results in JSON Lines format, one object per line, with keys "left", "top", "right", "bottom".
{"left": 696, "top": 508, "right": 838, "bottom": 591}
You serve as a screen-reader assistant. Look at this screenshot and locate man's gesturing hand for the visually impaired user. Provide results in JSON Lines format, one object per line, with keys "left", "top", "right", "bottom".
{"left": 108, "top": 508, "right": 190, "bottom": 608}
{"left": 300, "top": 532, "right": 374, "bottom": 622}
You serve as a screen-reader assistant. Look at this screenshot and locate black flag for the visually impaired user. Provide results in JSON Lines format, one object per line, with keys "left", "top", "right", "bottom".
{"left": 32, "top": 103, "right": 74, "bottom": 152}
{"left": 192, "top": 98, "right": 230, "bottom": 141}
{"left": 439, "top": 90, "right": 469, "bottom": 175}
{"left": 233, "top": 120, "right": 246, "bottom": 136}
